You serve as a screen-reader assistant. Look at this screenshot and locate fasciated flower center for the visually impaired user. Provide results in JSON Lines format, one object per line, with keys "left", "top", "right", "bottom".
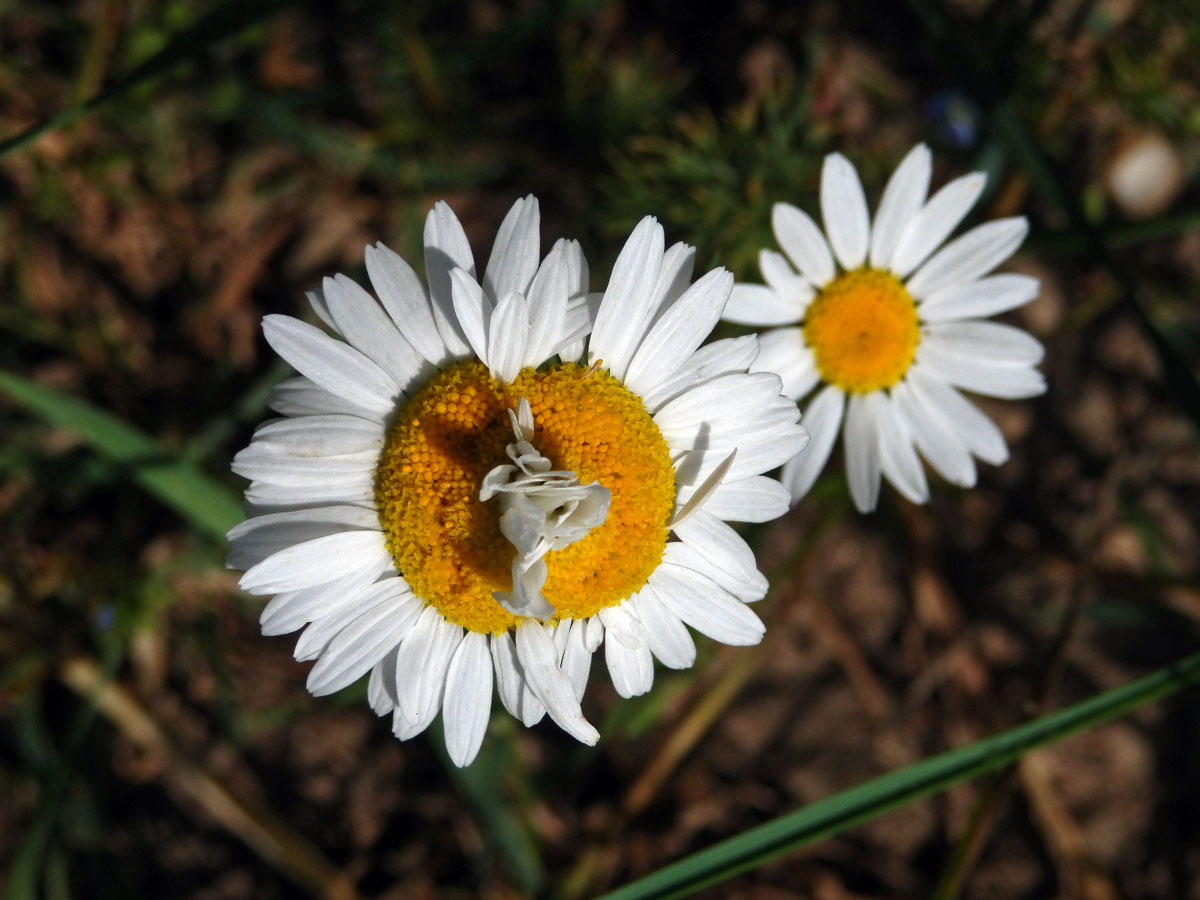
{"left": 803, "top": 268, "right": 920, "bottom": 393}
{"left": 374, "top": 362, "right": 675, "bottom": 634}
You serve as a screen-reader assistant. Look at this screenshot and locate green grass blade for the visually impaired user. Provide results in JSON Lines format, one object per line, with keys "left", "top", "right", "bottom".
{"left": 596, "top": 650, "right": 1200, "bottom": 900}
{"left": 0, "top": 370, "right": 242, "bottom": 542}
{"left": 0, "top": 0, "right": 292, "bottom": 159}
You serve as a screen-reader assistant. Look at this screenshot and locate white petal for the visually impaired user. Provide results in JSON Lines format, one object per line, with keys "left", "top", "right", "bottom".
{"left": 890, "top": 173, "right": 986, "bottom": 278}
{"left": 258, "top": 566, "right": 386, "bottom": 637}
{"left": 772, "top": 202, "right": 835, "bottom": 287}
{"left": 291, "top": 572, "right": 400, "bottom": 661}
{"left": 891, "top": 380, "right": 976, "bottom": 487}
{"left": 597, "top": 603, "right": 647, "bottom": 649}
{"left": 751, "top": 328, "right": 821, "bottom": 401}
{"left": 239, "top": 530, "right": 390, "bottom": 595}
{"left": 423, "top": 201, "right": 475, "bottom": 357}
{"left": 640, "top": 335, "right": 760, "bottom": 412}
{"left": 232, "top": 447, "right": 377, "bottom": 488}
{"left": 552, "top": 618, "right": 572, "bottom": 659}
{"left": 866, "top": 392, "right": 929, "bottom": 504}
{"left": 584, "top": 616, "right": 605, "bottom": 651}
{"left": 323, "top": 274, "right": 431, "bottom": 394}
{"left": 524, "top": 242, "right": 571, "bottom": 365}
{"left": 646, "top": 242, "right": 698, "bottom": 324}
{"left": 227, "top": 504, "right": 379, "bottom": 571}
{"left": 820, "top": 153, "right": 870, "bottom": 270}
{"left": 306, "top": 286, "right": 336, "bottom": 331}
{"left": 653, "top": 372, "right": 794, "bottom": 447}
{"left": 249, "top": 415, "right": 383, "bottom": 456}
{"left": 394, "top": 607, "right": 463, "bottom": 729}
{"left": 781, "top": 384, "right": 844, "bottom": 503}
{"left": 605, "top": 633, "right": 654, "bottom": 698}
{"left": 245, "top": 479, "right": 374, "bottom": 510}
{"left": 663, "top": 541, "right": 766, "bottom": 604}
{"left": 759, "top": 249, "right": 814, "bottom": 309}
{"left": 918, "top": 273, "right": 1040, "bottom": 322}
{"left": 892, "top": 384, "right": 974, "bottom": 489}
{"left": 869, "top": 144, "right": 932, "bottom": 269}
{"left": 368, "top": 648, "right": 398, "bottom": 715}
{"left": 670, "top": 510, "right": 766, "bottom": 602}
{"left": 514, "top": 623, "right": 599, "bottom": 744}
{"left": 907, "top": 217, "right": 1029, "bottom": 298}
{"left": 671, "top": 508, "right": 759, "bottom": 576}
{"left": 917, "top": 342, "right": 1046, "bottom": 399}
{"left": 487, "top": 291, "right": 530, "bottom": 383}
{"left": 676, "top": 475, "right": 791, "bottom": 523}
{"left": 907, "top": 366, "right": 1009, "bottom": 464}
{"left": 668, "top": 447, "right": 737, "bottom": 529}
{"left": 490, "top": 632, "right": 545, "bottom": 726}
{"left": 266, "top": 376, "right": 384, "bottom": 423}
{"left": 562, "top": 237, "right": 590, "bottom": 297}
{"left": 652, "top": 564, "right": 765, "bottom": 646}
{"left": 483, "top": 195, "right": 540, "bottom": 301}
{"left": 306, "top": 586, "right": 423, "bottom": 696}
{"left": 628, "top": 587, "right": 695, "bottom": 669}
{"left": 556, "top": 295, "right": 594, "bottom": 364}
{"left": 721, "top": 284, "right": 805, "bottom": 327}
{"left": 844, "top": 393, "right": 883, "bottom": 513}
{"left": 392, "top": 708, "right": 431, "bottom": 740}
{"left": 442, "top": 632, "right": 494, "bottom": 767}
{"left": 560, "top": 619, "right": 594, "bottom": 702}
{"left": 365, "top": 242, "right": 449, "bottom": 367}
{"left": 624, "top": 268, "right": 733, "bottom": 397}
{"left": 590, "top": 217, "right": 665, "bottom": 379}
{"left": 449, "top": 268, "right": 491, "bottom": 364}
{"left": 555, "top": 241, "right": 593, "bottom": 364}
{"left": 262, "top": 316, "right": 398, "bottom": 414}
{"left": 924, "top": 321, "right": 1044, "bottom": 365}
{"left": 673, "top": 423, "right": 807, "bottom": 486}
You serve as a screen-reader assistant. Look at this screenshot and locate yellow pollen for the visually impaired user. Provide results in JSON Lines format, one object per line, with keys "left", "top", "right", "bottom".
{"left": 374, "top": 362, "right": 676, "bottom": 635}
{"left": 802, "top": 268, "right": 920, "bottom": 393}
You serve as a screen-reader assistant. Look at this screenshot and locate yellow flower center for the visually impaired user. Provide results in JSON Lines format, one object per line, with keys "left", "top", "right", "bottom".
{"left": 375, "top": 362, "right": 675, "bottom": 634}
{"left": 803, "top": 269, "right": 920, "bottom": 393}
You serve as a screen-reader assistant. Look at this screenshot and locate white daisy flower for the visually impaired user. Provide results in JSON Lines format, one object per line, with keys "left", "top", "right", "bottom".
{"left": 228, "top": 196, "right": 806, "bottom": 766}
{"left": 725, "top": 144, "right": 1046, "bottom": 513}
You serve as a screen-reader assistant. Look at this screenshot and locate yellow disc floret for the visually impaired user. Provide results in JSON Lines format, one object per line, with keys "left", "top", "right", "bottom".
{"left": 374, "top": 362, "right": 675, "bottom": 634}
{"left": 803, "top": 269, "right": 920, "bottom": 393}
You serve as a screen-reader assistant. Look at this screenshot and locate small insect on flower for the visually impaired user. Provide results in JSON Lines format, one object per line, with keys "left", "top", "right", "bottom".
{"left": 725, "top": 144, "right": 1045, "bottom": 513}
{"left": 229, "top": 196, "right": 807, "bottom": 765}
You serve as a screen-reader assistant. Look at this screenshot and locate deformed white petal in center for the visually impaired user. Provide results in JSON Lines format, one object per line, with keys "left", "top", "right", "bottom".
{"left": 479, "top": 398, "right": 611, "bottom": 619}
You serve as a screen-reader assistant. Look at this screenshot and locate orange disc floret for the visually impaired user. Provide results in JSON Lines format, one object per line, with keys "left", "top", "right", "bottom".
{"left": 375, "top": 361, "right": 675, "bottom": 634}
{"left": 803, "top": 268, "right": 920, "bottom": 393}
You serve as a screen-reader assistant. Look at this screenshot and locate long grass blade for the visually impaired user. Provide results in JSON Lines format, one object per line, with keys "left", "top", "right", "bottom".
{"left": 0, "top": 370, "right": 242, "bottom": 542}
{"left": 596, "top": 650, "right": 1200, "bottom": 900}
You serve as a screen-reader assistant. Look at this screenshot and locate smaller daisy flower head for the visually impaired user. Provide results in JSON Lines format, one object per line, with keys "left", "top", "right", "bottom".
{"left": 229, "top": 196, "right": 806, "bottom": 766}
{"left": 725, "top": 144, "right": 1046, "bottom": 513}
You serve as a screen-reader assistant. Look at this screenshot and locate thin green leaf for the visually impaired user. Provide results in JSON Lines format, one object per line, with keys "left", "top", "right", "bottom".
{"left": 0, "top": 370, "right": 241, "bottom": 542}
{"left": 0, "top": 0, "right": 292, "bottom": 159}
{"left": 596, "top": 650, "right": 1200, "bottom": 900}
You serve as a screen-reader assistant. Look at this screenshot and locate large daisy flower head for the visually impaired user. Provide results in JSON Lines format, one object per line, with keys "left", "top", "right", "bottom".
{"left": 724, "top": 144, "right": 1046, "bottom": 513}
{"left": 229, "top": 196, "right": 806, "bottom": 766}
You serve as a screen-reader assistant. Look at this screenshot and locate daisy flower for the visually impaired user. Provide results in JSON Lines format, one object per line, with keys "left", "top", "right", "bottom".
{"left": 724, "top": 144, "right": 1046, "bottom": 513}
{"left": 228, "top": 196, "right": 806, "bottom": 766}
